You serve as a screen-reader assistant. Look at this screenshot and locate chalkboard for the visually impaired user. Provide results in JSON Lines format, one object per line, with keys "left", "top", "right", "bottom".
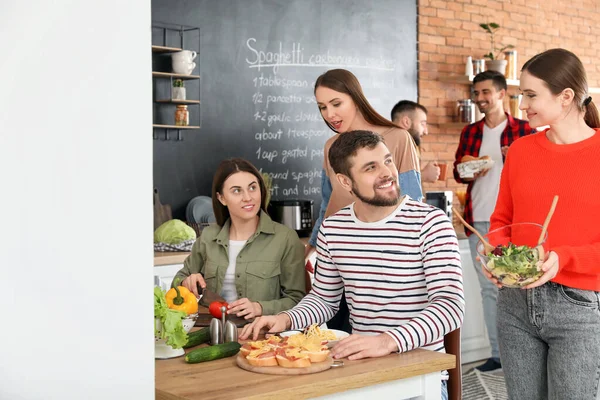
{"left": 151, "top": 0, "right": 417, "bottom": 220}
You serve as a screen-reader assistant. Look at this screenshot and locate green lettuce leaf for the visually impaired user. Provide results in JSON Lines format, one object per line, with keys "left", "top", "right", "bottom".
{"left": 154, "top": 286, "right": 188, "bottom": 349}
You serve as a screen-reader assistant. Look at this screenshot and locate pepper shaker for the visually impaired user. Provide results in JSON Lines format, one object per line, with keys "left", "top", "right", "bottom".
{"left": 225, "top": 320, "right": 238, "bottom": 343}
{"left": 209, "top": 318, "right": 223, "bottom": 345}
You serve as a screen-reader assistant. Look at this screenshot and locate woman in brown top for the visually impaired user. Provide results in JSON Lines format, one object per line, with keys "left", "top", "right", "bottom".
{"left": 306, "top": 69, "right": 422, "bottom": 332}
{"left": 307, "top": 69, "right": 422, "bottom": 252}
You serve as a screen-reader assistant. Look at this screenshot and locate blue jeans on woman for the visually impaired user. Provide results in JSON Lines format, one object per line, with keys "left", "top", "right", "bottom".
{"left": 497, "top": 282, "right": 600, "bottom": 399}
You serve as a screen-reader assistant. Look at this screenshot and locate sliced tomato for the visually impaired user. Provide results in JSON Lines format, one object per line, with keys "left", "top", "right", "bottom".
{"left": 257, "top": 351, "right": 276, "bottom": 359}
{"left": 275, "top": 347, "right": 287, "bottom": 358}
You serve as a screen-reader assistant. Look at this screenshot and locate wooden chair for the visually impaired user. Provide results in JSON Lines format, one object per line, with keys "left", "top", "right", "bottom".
{"left": 304, "top": 269, "right": 312, "bottom": 294}
{"left": 444, "top": 328, "right": 462, "bottom": 400}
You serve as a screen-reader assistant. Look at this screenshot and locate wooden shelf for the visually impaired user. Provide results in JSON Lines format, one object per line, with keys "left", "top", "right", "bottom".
{"left": 440, "top": 74, "right": 519, "bottom": 88}
{"left": 441, "top": 74, "right": 600, "bottom": 94}
{"left": 433, "top": 122, "right": 467, "bottom": 130}
{"left": 152, "top": 45, "right": 182, "bottom": 53}
{"left": 152, "top": 71, "right": 200, "bottom": 80}
{"left": 153, "top": 124, "right": 200, "bottom": 129}
{"left": 156, "top": 99, "right": 200, "bottom": 105}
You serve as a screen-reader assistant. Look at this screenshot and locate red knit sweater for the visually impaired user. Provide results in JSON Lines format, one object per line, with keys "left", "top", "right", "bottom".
{"left": 490, "top": 128, "right": 600, "bottom": 291}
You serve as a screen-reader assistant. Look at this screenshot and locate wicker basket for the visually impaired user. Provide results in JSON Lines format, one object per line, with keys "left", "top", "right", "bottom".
{"left": 185, "top": 221, "right": 210, "bottom": 238}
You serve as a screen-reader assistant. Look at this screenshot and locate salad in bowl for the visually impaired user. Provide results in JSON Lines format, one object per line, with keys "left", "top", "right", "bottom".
{"left": 476, "top": 223, "right": 548, "bottom": 288}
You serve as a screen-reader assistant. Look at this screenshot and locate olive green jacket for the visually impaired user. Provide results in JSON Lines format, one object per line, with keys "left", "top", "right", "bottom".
{"left": 174, "top": 211, "right": 306, "bottom": 315}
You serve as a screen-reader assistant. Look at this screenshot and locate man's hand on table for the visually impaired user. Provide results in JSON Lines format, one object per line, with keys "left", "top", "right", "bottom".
{"left": 331, "top": 333, "right": 398, "bottom": 361}
{"left": 239, "top": 313, "right": 291, "bottom": 340}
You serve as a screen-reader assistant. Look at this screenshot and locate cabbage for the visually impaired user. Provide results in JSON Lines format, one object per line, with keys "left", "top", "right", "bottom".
{"left": 154, "top": 219, "right": 196, "bottom": 244}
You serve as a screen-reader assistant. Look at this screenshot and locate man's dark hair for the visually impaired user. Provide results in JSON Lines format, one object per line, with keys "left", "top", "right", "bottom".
{"left": 329, "top": 130, "right": 385, "bottom": 178}
{"left": 390, "top": 100, "right": 428, "bottom": 122}
{"left": 472, "top": 70, "right": 508, "bottom": 92}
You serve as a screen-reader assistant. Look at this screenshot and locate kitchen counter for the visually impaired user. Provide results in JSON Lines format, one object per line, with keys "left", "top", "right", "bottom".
{"left": 154, "top": 237, "right": 311, "bottom": 267}
{"left": 154, "top": 230, "right": 466, "bottom": 267}
{"left": 155, "top": 251, "right": 190, "bottom": 266}
{"left": 155, "top": 343, "right": 455, "bottom": 400}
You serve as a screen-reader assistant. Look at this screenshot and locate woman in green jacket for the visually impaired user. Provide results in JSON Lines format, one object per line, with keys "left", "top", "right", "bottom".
{"left": 175, "top": 158, "right": 306, "bottom": 319}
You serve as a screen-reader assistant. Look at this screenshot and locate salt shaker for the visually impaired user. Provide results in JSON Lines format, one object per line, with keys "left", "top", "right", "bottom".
{"left": 225, "top": 320, "right": 238, "bottom": 343}
{"left": 209, "top": 318, "right": 223, "bottom": 345}
{"left": 465, "top": 56, "right": 474, "bottom": 76}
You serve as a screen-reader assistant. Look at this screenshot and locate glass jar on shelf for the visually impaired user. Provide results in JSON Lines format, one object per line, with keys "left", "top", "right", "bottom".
{"left": 510, "top": 95, "right": 522, "bottom": 119}
{"left": 504, "top": 50, "right": 518, "bottom": 80}
{"left": 175, "top": 105, "right": 189, "bottom": 126}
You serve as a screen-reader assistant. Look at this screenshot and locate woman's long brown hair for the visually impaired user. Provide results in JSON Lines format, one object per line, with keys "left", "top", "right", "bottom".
{"left": 522, "top": 48, "right": 599, "bottom": 128}
{"left": 314, "top": 69, "right": 400, "bottom": 132}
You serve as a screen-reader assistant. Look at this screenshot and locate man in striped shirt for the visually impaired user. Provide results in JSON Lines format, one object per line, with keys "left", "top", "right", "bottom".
{"left": 241, "top": 130, "right": 464, "bottom": 368}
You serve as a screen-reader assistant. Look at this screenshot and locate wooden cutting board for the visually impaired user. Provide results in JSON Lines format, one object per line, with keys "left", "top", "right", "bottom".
{"left": 153, "top": 188, "right": 172, "bottom": 230}
{"left": 236, "top": 354, "right": 333, "bottom": 375}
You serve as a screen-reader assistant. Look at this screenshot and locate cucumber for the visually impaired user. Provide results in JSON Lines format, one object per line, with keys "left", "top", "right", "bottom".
{"left": 183, "top": 327, "right": 211, "bottom": 349}
{"left": 185, "top": 342, "right": 241, "bottom": 364}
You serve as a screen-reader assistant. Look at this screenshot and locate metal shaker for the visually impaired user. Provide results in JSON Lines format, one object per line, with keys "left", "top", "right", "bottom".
{"left": 209, "top": 318, "right": 223, "bottom": 345}
{"left": 225, "top": 320, "right": 238, "bottom": 343}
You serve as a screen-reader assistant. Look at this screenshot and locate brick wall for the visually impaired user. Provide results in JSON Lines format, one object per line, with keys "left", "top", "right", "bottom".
{"left": 417, "top": 0, "right": 600, "bottom": 215}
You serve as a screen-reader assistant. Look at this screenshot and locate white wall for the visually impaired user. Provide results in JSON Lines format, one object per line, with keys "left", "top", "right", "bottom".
{"left": 0, "top": 1, "right": 154, "bottom": 399}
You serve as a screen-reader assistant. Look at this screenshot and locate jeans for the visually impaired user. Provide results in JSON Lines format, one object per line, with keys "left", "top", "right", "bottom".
{"left": 497, "top": 282, "right": 600, "bottom": 399}
{"left": 467, "top": 221, "right": 500, "bottom": 360}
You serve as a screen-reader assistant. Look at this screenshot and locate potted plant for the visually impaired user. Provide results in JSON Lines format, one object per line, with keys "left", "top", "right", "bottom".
{"left": 172, "top": 79, "right": 186, "bottom": 101}
{"left": 480, "top": 23, "right": 515, "bottom": 75}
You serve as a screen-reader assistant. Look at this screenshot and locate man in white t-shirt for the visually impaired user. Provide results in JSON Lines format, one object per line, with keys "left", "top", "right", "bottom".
{"left": 452, "top": 71, "right": 534, "bottom": 372}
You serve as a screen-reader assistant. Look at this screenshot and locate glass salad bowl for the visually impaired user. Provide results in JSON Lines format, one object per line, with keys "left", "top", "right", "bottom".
{"left": 476, "top": 223, "right": 548, "bottom": 288}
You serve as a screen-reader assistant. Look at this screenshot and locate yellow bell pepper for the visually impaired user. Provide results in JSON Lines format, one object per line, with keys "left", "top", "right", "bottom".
{"left": 165, "top": 285, "right": 198, "bottom": 315}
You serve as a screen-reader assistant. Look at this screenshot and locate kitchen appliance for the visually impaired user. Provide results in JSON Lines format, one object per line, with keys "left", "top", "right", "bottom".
{"left": 456, "top": 99, "right": 475, "bottom": 123}
{"left": 425, "top": 191, "right": 453, "bottom": 221}
{"left": 268, "top": 200, "right": 314, "bottom": 237}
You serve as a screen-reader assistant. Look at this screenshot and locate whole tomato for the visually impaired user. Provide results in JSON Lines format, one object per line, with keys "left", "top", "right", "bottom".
{"left": 208, "top": 301, "right": 229, "bottom": 318}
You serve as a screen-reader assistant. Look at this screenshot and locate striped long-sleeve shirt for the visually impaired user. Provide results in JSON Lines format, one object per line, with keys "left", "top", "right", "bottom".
{"left": 284, "top": 197, "right": 464, "bottom": 355}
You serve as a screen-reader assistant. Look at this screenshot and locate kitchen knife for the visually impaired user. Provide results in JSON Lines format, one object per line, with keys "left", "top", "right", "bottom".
{"left": 196, "top": 282, "right": 204, "bottom": 306}
{"left": 199, "top": 287, "right": 226, "bottom": 307}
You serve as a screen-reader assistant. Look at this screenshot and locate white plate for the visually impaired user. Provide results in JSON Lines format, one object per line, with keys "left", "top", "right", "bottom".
{"left": 457, "top": 159, "right": 495, "bottom": 179}
{"left": 279, "top": 329, "right": 350, "bottom": 348}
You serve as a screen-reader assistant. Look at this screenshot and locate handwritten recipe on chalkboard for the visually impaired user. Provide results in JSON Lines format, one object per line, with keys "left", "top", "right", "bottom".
{"left": 245, "top": 37, "right": 399, "bottom": 199}
{"left": 151, "top": 0, "right": 417, "bottom": 218}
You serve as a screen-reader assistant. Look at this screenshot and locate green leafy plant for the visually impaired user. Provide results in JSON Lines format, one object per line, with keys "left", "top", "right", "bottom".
{"left": 173, "top": 79, "right": 184, "bottom": 88}
{"left": 480, "top": 23, "right": 515, "bottom": 60}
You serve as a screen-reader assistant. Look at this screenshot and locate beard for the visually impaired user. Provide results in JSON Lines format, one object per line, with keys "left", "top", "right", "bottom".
{"left": 407, "top": 128, "right": 421, "bottom": 147}
{"left": 351, "top": 178, "right": 401, "bottom": 207}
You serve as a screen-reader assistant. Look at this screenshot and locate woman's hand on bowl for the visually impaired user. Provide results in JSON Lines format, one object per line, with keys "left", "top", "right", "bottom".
{"left": 523, "top": 251, "right": 560, "bottom": 289}
{"left": 182, "top": 273, "right": 206, "bottom": 297}
{"left": 228, "top": 298, "right": 262, "bottom": 319}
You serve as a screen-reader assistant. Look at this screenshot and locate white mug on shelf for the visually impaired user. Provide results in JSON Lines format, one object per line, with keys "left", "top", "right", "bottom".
{"left": 172, "top": 61, "right": 196, "bottom": 75}
{"left": 171, "top": 50, "right": 197, "bottom": 62}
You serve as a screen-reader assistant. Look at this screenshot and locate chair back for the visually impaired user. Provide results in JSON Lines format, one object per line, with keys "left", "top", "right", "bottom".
{"left": 304, "top": 269, "right": 312, "bottom": 294}
{"left": 444, "top": 328, "right": 462, "bottom": 400}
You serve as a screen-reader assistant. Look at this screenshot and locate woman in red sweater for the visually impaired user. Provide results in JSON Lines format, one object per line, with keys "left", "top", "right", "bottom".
{"left": 484, "top": 48, "right": 600, "bottom": 399}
